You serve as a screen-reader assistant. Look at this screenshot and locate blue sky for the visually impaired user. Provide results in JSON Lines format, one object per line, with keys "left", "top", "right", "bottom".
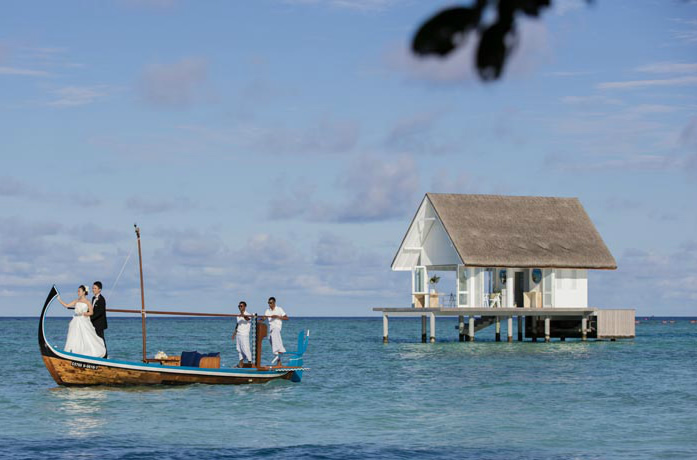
{"left": 1, "top": 0, "right": 696, "bottom": 317}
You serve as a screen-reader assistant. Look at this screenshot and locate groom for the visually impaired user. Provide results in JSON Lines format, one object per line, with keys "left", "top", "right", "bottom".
{"left": 91, "top": 281, "right": 108, "bottom": 358}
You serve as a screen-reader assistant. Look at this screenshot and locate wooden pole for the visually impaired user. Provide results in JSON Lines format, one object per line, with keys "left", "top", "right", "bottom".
{"left": 507, "top": 316, "right": 513, "bottom": 342}
{"left": 135, "top": 225, "right": 147, "bottom": 362}
{"left": 468, "top": 316, "right": 475, "bottom": 342}
{"left": 429, "top": 312, "right": 436, "bottom": 343}
{"left": 255, "top": 316, "right": 268, "bottom": 367}
{"left": 518, "top": 315, "right": 523, "bottom": 341}
{"left": 458, "top": 315, "right": 465, "bottom": 342}
{"left": 383, "top": 314, "right": 389, "bottom": 343}
{"left": 495, "top": 316, "right": 501, "bottom": 342}
{"left": 581, "top": 317, "right": 588, "bottom": 341}
{"left": 107, "top": 308, "right": 242, "bottom": 317}
{"left": 532, "top": 315, "right": 538, "bottom": 342}
{"left": 544, "top": 317, "right": 551, "bottom": 343}
{"left": 421, "top": 315, "right": 427, "bottom": 343}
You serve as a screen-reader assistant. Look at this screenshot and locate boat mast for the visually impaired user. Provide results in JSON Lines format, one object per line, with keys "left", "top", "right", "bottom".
{"left": 135, "top": 224, "right": 147, "bottom": 362}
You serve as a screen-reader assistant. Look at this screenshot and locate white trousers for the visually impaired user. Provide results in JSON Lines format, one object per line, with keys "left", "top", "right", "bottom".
{"left": 236, "top": 333, "right": 251, "bottom": 362}
{"left": 269, "top": 328, "right": 286, "bottom": 355}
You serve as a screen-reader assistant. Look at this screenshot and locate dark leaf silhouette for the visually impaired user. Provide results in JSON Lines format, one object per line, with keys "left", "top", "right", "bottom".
{"left": 515, "top": 0, "right": 551, "bottom": 17}
{"left": 411, "top": 0, "right": 567, "bottom": 82}
{"left": 412, "top": 6, "right": 484, "bottom": 56}
{"left": 477, "top": 21, "right": 516, "bottom": 81}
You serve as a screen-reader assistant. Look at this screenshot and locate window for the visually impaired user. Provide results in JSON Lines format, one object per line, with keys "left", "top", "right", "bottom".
{"left": 413, "top": 266, "right": 427, "bottom": 294}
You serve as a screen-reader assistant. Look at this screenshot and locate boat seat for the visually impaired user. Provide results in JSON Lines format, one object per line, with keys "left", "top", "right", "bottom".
{"left": 199, "top": 352, "right": 221, "bottom": 369}
{"left": 180, "top": 351, "right": 202, "bottom": 367}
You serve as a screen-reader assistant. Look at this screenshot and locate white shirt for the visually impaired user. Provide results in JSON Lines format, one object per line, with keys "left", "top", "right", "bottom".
{"left": 265, "top": 306, "right": 286, "bottom": 331}
{"left": 236, "top": 313, "right": 251, "bottom": 335}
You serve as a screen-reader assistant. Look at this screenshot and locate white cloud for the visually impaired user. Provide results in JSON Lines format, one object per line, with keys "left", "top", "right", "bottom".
{"left": 138, "top": 57, "right": 212, "bottom": 108}
{"left": 544, "top": 71, "right": 595, "bottom": 77}
{"left": 283, "top": 0, "right": 400, "bottom": 11}
{"left": 47, "top": 85, "right": 111, "bottom": 107}
{"left": 0, "top": 66, "right": 51, "bottom": 77}
{"left": 592, "top": 242, "right": 697, "bottom": 314}
{"left": 125, "top": 196, "right": 197, "bottom": 214}
{"left": 334, "top": 154, "right": 419, "bottom": 222}
{"left": 670, "top": 18, "right": 697, "bottom": 44}
{"left": 553, "top": 0, "right": 586, "bottom": 16}
{"left": 636, "top": 62, "right": 697, "bottom": 74}
{"left": 560, "top": 95, "right": 623, "bottom": 105}
{"left": 122, "top": 0, "right": 176, "bottom": 8}
{"left": 597, "top": 76, "right": 697, "bottom": 90}
{"left": 267, "top": 154, "right": 419, "bottom": 223}
{"left": 179, "top": 117, "right": 359, "bottom": 156}
{"left": 383, "top": 109, "right": 460, "bottom": 155}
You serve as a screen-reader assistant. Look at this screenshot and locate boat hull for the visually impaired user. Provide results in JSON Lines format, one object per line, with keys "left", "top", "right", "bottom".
{"left": 39, "top": 287, "right": 304, "bottom": 386}
{"left": 41, "top": 355, "right": 294, "bottom": 386}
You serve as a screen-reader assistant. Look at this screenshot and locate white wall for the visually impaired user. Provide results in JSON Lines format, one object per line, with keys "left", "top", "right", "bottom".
{"left": 553, "top": 269, "right": 588, "bottom": 307}
{"left": 421, "top": 218, "right": 461, "bottom": 267}
{"left": 392, "top": 196, "right": 461, "bottom": 270}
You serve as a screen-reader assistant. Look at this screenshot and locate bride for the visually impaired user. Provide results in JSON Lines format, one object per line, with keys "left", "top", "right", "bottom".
{"left": 58, "top": 285, "right": 107, "bottom": 358}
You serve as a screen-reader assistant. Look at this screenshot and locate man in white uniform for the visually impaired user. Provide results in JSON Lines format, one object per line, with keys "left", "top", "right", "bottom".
{"left": 231, "top": 301, "right": 252, "bottom": 367}
{"left": 264, "top": 296, "right": 288, "bottom": 367}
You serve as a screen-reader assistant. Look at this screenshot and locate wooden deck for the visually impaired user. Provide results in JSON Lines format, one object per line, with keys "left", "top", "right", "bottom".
{"left": 373, "top": 307, "right": 598, "bottom": 317}
{"left": 373, "top": 307, "right": 635, "bottom": 342}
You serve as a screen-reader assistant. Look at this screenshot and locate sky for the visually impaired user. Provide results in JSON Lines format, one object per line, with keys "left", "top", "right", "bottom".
{"left": 1, "top": 0, "right": 696, "bottom": 317}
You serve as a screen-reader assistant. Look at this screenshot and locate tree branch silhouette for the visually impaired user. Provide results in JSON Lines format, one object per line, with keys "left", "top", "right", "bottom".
{"left": 412, "top": 0, "right": 592, "bottom": 81}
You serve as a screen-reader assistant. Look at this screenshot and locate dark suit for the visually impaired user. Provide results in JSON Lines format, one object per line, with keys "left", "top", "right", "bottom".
{"left": 91, "top": 294, "right": 108, "bottom": 357}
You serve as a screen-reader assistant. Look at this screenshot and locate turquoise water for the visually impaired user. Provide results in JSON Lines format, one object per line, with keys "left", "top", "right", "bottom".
{"left": 1, "top": 316, "right": 696, "bottom": 459}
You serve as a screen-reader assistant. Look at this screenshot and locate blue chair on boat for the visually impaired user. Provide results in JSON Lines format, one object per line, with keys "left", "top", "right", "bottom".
{"left": 284, "top": 330, "right": 310, "bottom": 363}
{"left": 180, "top": 351, "right": 202, "bottom": 367}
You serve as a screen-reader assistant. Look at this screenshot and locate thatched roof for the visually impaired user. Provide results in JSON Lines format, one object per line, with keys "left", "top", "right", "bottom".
{"left": 424, "top": 193, "right": 617, "bottom": 269}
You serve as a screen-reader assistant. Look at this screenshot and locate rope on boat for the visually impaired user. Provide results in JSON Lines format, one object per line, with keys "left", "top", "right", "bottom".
{"left": 109, "top": 242, "right": 135, "bottom": 300}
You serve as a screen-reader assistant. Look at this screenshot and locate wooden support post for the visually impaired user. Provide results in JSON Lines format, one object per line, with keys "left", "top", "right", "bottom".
{"left": 458, "top": 315, "right": 465, "bottom": 342}
{"left": 495, "top": 316, "right": 501, "bottom": 342}
{"left": 254, "top": 318, "right": 268, "bottom": 368}
{"left": 421, "top": 315, "right": 427, "bottom": 343}
{"left": 468, "top": 316, "right": 475, "bottom": 342}
{"left": 581, "top": 317, "right": 588, "bottom": 342}
{"left": 532, "top": 316, "right": 538, "bottom": 342}
{"left": 429, "top": 312, "right": 436, "bottom": 343}
{"left": 518, "top": 315, "right": 523, "bottom": 341}
{"left": 507, "top": 316, "right": 513, "bottom": 342}
{"left": 544, "top": 317, "right": 551, "bottom": 343}
{"left": 383, "top": 314, "right": 389, "bottom": 344}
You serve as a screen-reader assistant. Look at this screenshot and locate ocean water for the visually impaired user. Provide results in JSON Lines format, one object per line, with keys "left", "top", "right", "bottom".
{"left": 1, "top": 315, "right": 696, "bottom": 459}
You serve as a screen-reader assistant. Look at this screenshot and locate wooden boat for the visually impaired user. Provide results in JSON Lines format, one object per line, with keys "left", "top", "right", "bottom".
{"left": 38, "top": 226, "right": 309, "bottom": 386}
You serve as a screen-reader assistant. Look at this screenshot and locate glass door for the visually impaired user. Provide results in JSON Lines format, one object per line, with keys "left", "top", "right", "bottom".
{"left": 457, "top": 265, "right": 469, "bottom": 307}
{"left": 542, "top": 269, "right": 554, "bottom": 307}
{"left": 413, "top": 266, "right": 427, "bottom": 308}
{"left": 413, "top": 266, "right": 427, "bottom": 294}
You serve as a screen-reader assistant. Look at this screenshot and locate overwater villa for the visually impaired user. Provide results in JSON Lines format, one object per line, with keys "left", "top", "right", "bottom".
{"left": 374, "top": 193, "right": 635, "bottom": 342}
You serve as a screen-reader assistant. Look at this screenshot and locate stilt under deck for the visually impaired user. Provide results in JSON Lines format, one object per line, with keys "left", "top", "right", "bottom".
{"left": 375, "top": 307, "right": 635, "bottom": 342}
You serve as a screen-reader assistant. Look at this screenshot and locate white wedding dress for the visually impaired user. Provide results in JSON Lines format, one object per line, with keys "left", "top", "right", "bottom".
{"left": 64, "top": 302, "right": 107, "bottom": 357}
